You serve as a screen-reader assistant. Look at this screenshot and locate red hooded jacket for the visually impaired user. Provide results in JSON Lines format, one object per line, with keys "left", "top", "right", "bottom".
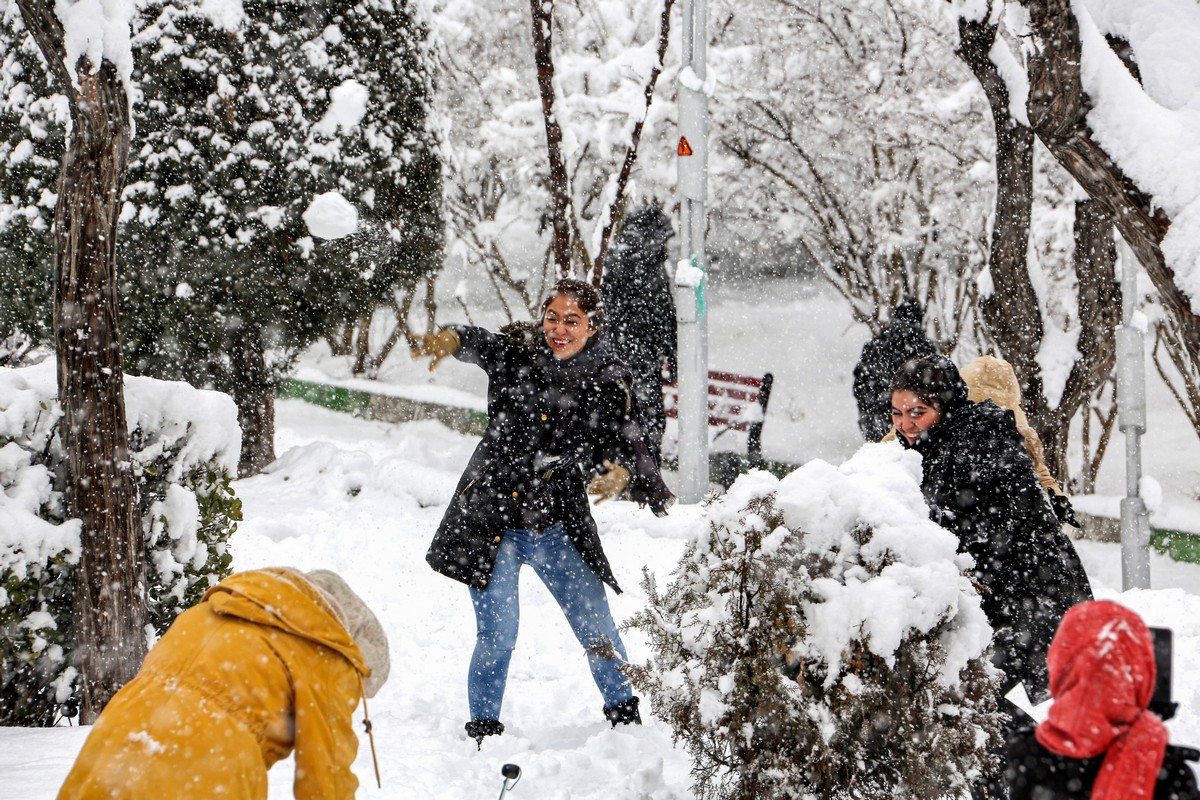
{"left": 1034, "top": 600, "right": 1169, "bottom": 800}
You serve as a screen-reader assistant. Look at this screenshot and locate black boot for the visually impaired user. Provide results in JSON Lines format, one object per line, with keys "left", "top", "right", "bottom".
{"left": 603, "top": 696, "right": 642, "bottom": 727}
{"left": 465, "top": 719, "right": 504, "bottom": 749}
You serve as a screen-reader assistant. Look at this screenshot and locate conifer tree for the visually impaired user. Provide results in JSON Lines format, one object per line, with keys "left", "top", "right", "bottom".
{"left": 626, "top": 456, "right": 1002, "bottom": 800}
{"left": 118, "top": 0, "right": 443, "bottom": 474}
{"left": 4, "top": 2, "right": 442, "bottom": 471}
{"left": 0, "top": 12, "right": 60, "bottom": 355}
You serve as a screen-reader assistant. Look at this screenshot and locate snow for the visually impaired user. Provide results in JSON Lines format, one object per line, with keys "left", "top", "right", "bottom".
{"left": 673, "top": 259, "right": 703, "bottom": 288}
{"left": 1074, "top": 0, "right": 1200, "bottom": 311}
{"left": 55, "top": 0, "right": 136, "bottom": 93}
{"left": 302, "top": 191, "right": 359, "bottom": 240}
{"left": 943, "top": 0, "right": 1200, "bottom": 312}
{"left": 197, "top": 0, "right": 244, "bottom": 31}
{"left": 1036, "top": 321, "right": 1082, "bottom": 409}
{"left": 775, "top": 444, "right": 993, "bottom": 687}
{"left": 5, "top": 0, "right": 1200, "bottom": 785}
{"left": 2, "top": 395, "right": 1197, "bottom": 797}
{"left": 313, "top": 79, "right": 370, "bottom": 138}
{"left": 1, "top": 361, "right": 239, "bottom": 580}
{"left": 987, "top": 36, "right": 1029, "bottom": 127}
{"left": 291, "top": 366, "right": 487, "bottom": 413}
{"left": 1141, "top": 475, "right": 1164, "bottom": 513}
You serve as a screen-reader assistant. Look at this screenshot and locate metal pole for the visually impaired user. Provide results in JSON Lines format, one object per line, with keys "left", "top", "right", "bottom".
{"left": 675, "top": 0, "right": 709, "bottom": 502}
{"left": 1116, "top": 238, "right": 1150, "bottom": 590}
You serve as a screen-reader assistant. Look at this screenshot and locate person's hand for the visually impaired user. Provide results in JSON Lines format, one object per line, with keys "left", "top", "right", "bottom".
{"left": 588, "top": 460, "right": 630, "bottom": 504}
{"left": 1049, "top": 493, "right": 1081, "bottom": 528}
{"left": 928, "top": 503, "right": 955, "bottom": 526}
{"left": 410, "top": 328, "right": 460, "bottom": 371}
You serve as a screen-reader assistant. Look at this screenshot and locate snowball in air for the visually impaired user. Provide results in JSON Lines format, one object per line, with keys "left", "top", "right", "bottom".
{"left": 303, "top": 192, "right": 358, "bottom": 240}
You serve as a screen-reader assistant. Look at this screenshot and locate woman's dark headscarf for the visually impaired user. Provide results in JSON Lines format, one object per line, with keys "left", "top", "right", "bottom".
{"left": 889, "top": 356, "right": 971, "bottom": 415}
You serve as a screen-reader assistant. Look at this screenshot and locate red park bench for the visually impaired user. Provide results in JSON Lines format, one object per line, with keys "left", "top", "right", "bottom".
{"left": 663, "top": 369, "right": 774, "bottom": 468}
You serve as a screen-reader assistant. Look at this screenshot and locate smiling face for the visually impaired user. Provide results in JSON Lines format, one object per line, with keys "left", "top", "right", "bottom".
{"left": 891, "top": 390, "right": 942, "bottom": 444}
{"left": 542, "top": 293, "right": 597, "bottom": 360}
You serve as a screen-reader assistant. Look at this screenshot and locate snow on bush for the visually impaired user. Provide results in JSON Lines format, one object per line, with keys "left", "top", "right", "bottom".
{"left": 0, "top": 362, "right": 241, "bottom": 725}
{"left": 625, "top": 445, "right": 1003, "bottom": 799}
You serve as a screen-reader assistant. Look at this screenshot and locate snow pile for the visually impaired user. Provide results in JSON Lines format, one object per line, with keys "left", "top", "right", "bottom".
{"left": 0, "top": 366, "right": 81, "bottom": 575}
{"left": 0, "top": 361, "right": 242, "bottom": 724}
{"left": 776, "top": 443, "right": 994, "bottom": 688}
{"left": 626, "top": 444, "right": 1001, "bottom": 798}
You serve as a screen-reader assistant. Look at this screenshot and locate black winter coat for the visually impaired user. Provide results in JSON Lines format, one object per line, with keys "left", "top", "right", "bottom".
{"left": 602, "top": 207, "right": 677, "bottom": 455}
{"left": 901, "top": 366, "right": 1092, "bottom": 701}
{"left": 1005, "top": 725, "right": 1200, "bottom": 799}
{"left": 426, "top": 325, "right": 673, "bottom": 592}
{"left": 853, "top": 299, "right": 937, "bottom": 441}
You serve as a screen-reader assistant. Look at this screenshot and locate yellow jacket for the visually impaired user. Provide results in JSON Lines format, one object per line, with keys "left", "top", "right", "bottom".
{"left": 58, "top": 568, "right": 371, "bottom": 800}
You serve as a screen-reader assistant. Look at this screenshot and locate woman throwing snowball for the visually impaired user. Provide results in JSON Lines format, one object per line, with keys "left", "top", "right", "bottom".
{"left": 412, "top": 279, "right": 674, "bottom": 746}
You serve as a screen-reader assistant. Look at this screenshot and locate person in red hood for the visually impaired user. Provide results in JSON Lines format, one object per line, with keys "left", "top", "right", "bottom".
{"left": 1005, "top": 600, "right": 1199, "bottom": 800}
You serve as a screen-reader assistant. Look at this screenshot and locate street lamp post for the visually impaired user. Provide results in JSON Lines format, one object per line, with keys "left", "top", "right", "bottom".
{"left": 675, "top": 0, "right": 709, "bottom": 503}
{"left": 1117, "top": 238, "right": 1151, "bottom": 590}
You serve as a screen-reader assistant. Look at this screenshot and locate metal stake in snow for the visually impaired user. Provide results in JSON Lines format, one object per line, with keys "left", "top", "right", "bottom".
{"left": 496, "top": 763, "right": 521, "bottom": 798}
{"left": 1117, "top": 238, "right": 1150, "bottom": 590}
{"left": 675, "top": 0, "right": 710, "bottom": 503}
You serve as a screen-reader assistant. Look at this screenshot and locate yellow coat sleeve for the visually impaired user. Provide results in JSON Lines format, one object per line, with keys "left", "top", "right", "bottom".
{"left": 291, "top": 658, "right": 362, "bottom": 800}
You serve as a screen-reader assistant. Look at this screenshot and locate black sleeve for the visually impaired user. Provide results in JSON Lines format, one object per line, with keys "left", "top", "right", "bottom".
{"left": 591, "top": 372, "right": 674, "bottom": 515}
{"left": 451, "top": 325, "right": 511, "bottom": 374}
{"left": 1159, "top": 746, "right": 1200, "bottom": 799}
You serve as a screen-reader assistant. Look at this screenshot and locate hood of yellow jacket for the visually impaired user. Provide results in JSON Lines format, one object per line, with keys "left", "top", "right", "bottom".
{"left": 203, "top": 567, "right": 369, "bottom": 678}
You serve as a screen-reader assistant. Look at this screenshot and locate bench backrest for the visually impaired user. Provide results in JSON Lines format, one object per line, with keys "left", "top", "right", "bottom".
{"left": 663, "top": 370, "right": 772, "bottom": 431}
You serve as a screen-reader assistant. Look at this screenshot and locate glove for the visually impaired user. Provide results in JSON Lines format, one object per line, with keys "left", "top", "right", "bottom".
{"left": 928, "top": 503, "right": 955, "bottom": 526}
{"left": 410, "top": 328, "right": 460, "bottom": 371}
{"left": 587, "top": 460, "right": 630, "bottom": 504}
{"left": 1049, "top": 493, "right": 1081, "bottom": 528}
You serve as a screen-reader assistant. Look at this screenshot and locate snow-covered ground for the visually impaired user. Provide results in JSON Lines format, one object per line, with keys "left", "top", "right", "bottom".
{"left": 4, "top": 281, "right": 1200, "bottom": 797}
{"left": 3, "top": 400, "right": 1199, "bottom": 798}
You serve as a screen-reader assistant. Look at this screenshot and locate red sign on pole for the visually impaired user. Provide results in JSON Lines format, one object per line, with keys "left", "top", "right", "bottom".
{"left": 677, "top": 136, "right": 693, "bottom": 156}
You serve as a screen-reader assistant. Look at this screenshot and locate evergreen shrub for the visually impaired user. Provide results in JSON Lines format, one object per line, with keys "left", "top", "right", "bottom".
{"left": 0, "top": 362, "right": 241, "bottom": 725}
{"left": 625, "top": 448, "right": 1003, "bottom": 799}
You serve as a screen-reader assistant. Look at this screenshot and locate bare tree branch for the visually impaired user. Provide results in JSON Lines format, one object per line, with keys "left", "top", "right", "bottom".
{"left": 529, "top": 0, "right": 577, "bottom": 277}
{"left": 590, "top": 0, "right": 676, "bottom": 287}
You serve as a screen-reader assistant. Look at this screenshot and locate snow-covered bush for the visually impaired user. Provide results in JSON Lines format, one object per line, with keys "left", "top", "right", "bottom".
{"left": 625, "top": 445, "right": 1002, "bottom": 799}
{"left": 0, "top": 362, "right": 241, "bottom": 725}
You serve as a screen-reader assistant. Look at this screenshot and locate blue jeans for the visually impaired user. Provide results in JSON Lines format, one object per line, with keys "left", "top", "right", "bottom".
{"left": 467, "top": 524, "right": 633, "bottom": 721}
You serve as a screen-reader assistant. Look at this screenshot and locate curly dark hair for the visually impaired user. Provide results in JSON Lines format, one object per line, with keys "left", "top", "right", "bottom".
{"left": 542, "top": 278, "right": 604, "bottom": 330}
{"left": 889, "top": 356, "right": 969, "bottom": 411}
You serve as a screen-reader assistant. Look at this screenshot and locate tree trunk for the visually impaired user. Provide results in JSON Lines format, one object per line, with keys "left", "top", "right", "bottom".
{"left": 1020, "top": 0, "right": 1200, "bottom": 372}
{"left": 234, "top": 334, "right": 276, "bottom": 477}
{"left": 955, "top": 15, "right": 1047, "bottom": 413}
{"left": 351, "top": 313, "right": 371, "bottom": 376}
{"left": 16, "top": 0, "right": 149, "bottom": 722}
{"left": 1038, "top": 199, "right": 1120, "bottom": 480}
{"left": 529, "top": 0, "right": 575, "bottom": 278}
{"left": 958, "top": 12, "right": 1123, "bottom": 486}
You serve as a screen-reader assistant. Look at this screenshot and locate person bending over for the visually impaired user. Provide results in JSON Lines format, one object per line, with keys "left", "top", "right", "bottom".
{"left": 59, "top": 568, "right": 389, "bottom": 799}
